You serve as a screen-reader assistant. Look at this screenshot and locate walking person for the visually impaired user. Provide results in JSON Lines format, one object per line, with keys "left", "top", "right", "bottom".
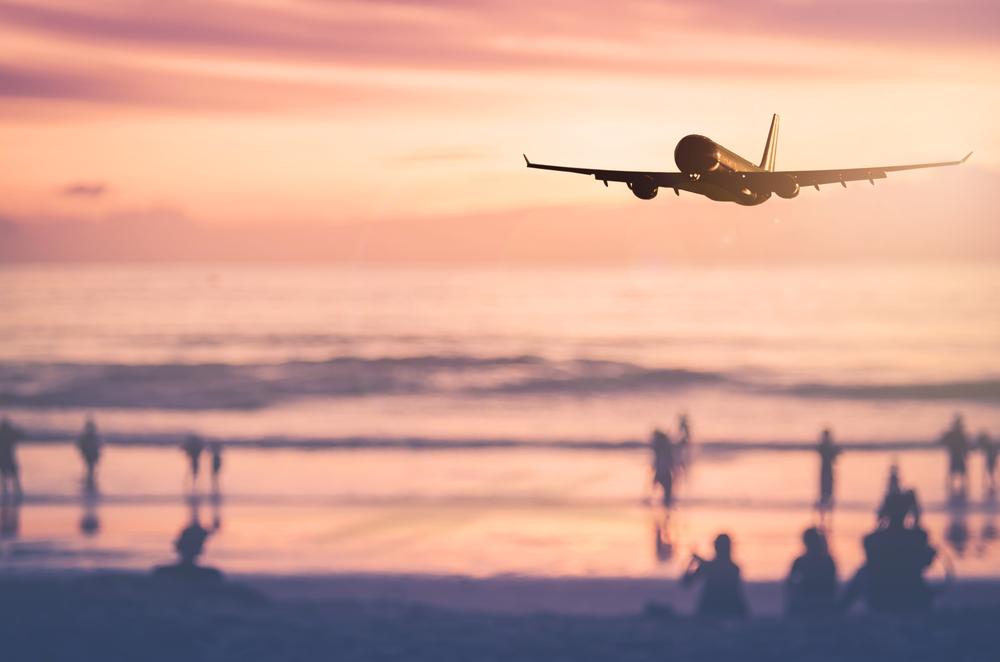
{"left": 76, "top": 416, "right": 102, "bottom": 489}
{"left": 978, "top": 431, "right": 998, "bottom": 493}
{"left": 182, "top": 434, "right": 205, "bottom": 491}
{"left": 817, "top": 428, "right": 841, "bottom": 508}
{"left": 940, "top": 413, "right": 970, "bottom": 498}
{"left": 209, "top": 442, "right": 224, "bottom": 494}
{"left": 0, "top": 417, "right": 24, "bottom": 500}
{"left": 650, "top": 428, "right": 676, "bottom": 505}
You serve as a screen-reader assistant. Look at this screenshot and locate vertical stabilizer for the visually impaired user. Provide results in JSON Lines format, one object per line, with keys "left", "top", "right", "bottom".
{"left": 760, "top": 114, "right": 779, "bottom": 171}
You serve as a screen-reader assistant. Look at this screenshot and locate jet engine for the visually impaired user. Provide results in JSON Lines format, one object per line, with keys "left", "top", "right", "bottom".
{"left": 773, "top": 176, "right": 800, "bottom": 199}
{"left": 628, "top": 178, "right": 658, "bottom": 200}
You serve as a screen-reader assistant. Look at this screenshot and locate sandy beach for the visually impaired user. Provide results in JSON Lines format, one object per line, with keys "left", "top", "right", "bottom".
{"left": 2, "top": 571, "right": 998, "bottom": 661}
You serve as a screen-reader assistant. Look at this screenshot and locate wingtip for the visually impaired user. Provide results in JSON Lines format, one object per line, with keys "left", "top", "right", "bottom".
{"left": 961, "top": 151, "right": 973, "bottom": 163}
{"left": 523, "top": 153, "right": 531, "bottom": 166}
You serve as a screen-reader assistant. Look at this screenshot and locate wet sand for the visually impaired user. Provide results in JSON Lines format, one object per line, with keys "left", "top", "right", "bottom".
{"left": 5, "top": 444, "right": 999, "bottom": 580}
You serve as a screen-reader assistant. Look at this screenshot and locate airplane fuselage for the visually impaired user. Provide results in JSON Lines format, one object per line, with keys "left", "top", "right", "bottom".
{"left": 672, "top": 135, "right": 796, "bottom": 206}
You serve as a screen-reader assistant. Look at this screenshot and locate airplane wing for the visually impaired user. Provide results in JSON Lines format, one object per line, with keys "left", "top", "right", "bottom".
{"left": 746, "top": 152, "right": 972, "bottom": 190}
{"left": 523, "top": 155, "right": 692, "bottom": 189}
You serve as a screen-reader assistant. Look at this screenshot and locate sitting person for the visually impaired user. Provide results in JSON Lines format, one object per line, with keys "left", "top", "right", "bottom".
{"left": 175, "top": 519, "right": 210, "bottom": 566}
{"left": 682, "top": 533, "right": 749, "bottom": 618}
{"left": 842, "top": 481, "right": 936, "bottom": 613}
{"left": 152, "top": 507, "right": 222, "bottom": 584}
{"left": 785, "top": 527, "right": 837, "bottom": 615}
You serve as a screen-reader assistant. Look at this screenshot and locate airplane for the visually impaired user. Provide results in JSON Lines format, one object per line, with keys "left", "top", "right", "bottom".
{"left": 524, "top": 115, "right": 971, "bottom": 206}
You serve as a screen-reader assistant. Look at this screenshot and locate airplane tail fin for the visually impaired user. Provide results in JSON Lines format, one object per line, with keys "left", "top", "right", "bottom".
{"left": 759, "top": 114, "right": 779, "bottom": 171}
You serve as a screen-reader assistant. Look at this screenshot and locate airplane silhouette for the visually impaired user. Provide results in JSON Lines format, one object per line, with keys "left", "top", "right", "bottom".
{"left": 524, "top": 115, "right": 971, "bottom": 206}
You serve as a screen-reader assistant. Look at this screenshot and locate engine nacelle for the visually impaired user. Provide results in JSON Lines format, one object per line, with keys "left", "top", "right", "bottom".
{"left": 773, "top": 176, "right": 800, "bottom": 199}
{"left": 629, "top": 178, "right": 658, "bottom": 200}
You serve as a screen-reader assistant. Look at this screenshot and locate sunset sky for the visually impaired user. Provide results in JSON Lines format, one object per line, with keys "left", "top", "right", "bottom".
{"left": 1, "top": 0, "right": 998, "bottom": 262}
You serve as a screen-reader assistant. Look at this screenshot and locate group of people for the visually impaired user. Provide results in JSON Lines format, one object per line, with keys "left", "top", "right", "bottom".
{"left": 650, "top": 413, "right": 692, "bottom": 505}
{"left": 0, "top": 416, "right": 225, "bottom": 502}
{"left": 811, "top": 414, "right": 997, "bottom": 511}
{"left": 684, "top": 465, "right": 938, "bottom": 618}
{"left": 940, "top": 414, "right": 997, "bottom": 495}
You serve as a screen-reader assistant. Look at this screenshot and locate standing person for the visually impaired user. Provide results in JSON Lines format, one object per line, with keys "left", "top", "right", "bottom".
{"left": 682, "top": 533, "right": 749, "bottom": 618}
{"left": 978, "top": 431, "right": 998, "bottom": 492}
{"left": 650, "top": 428, "right": 675, "bottom": 505}
{"left": 76, "top": 416, "right": 102, "bottom": 488}
{"left": 182, "top": 435, "right": 205, "bottom": 490}
{"left": 817, "top": 428, "right": 841, "bottom": 508}
{"left": 209, "top": 442, "right": 223, "bottom": 494}
{"left": 0, "top": 417, "right": 23, "bottom": 499}
{"left": 677, "top": 413, "right": 692, "bottom": 472}
{"left": 940, "top": 413, "right": 970, "bottom": 497}
{"left": 785, "top": 527, "right": 837, "bottom": 615}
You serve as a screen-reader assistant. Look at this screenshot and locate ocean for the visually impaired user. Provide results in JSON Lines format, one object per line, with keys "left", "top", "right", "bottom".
{"left": 1, "top": 263, "right": 998, "bottom": 580}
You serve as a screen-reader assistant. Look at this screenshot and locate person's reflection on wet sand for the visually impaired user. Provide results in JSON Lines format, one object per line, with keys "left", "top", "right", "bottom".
{"left": 653, "top": 508, "right": 674, "bottom": 563}
{"left": 79, "top": 482, "right": 100, "bottom": 537}
{"left": 977, "top": 488, "right": 997, "bottom": 557}
{"left": 210, "top": 490, "right": 223, "bottom": 533}
{"left": 0, "top": 491, "right": 19, "bottom": 539}
{"left": 945, "top": 490, "right": 970, "bottom": 558}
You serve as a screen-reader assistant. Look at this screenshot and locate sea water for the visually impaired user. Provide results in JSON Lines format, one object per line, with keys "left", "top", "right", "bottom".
{"left": 1, "top": 263, "right": 998, "bottom": 579}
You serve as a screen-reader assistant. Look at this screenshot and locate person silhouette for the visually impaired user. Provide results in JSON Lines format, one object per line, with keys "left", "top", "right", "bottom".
{"left": 182, "top": 434, "right": 205, "bottom": 490}
{"left": 0, "top": 490, "right": 20, "bottom": 539}
{"left": 682, "top": 533, "right": 749, "bottom": 618}
{"left": 152, "top": 497, "right": 223, "bottom": 584}
{"left": 209, "top": 442, "right": 223, "bottom": 494}
{"left": 76, "top": 416, "right": 102, "bottom": 489}
{"left": 940, "top": 414, "right": 970, "bottom": 497}
{"left": 785, "top": 527, "right": 837, "bottom": 615}
{"left": 0, "top": 417, "right": 24, "bottom": 500}
{"left": 978, "top": 431, "right": 998, "bottom": 493}
{"left": 176, "top": 515, "right": 210, "bottom": 566}
{"left": 676, "top": 413, "right": 692, "bottom": 473}
{"left": 650, "top": 428, "right": 675, "bottom": 505}
{"left": 842, "top": 478, "right": 936, "bottom": 613}
{"left": 877, "top": 463, "right": 921, "bottom": 529}
{"left": 817, "top": 428, "right": 840, "bottom": 508}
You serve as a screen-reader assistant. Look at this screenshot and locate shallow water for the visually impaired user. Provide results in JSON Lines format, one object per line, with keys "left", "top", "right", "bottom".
{"left": 2, "top": 444, "right": 998, "bottom": 580}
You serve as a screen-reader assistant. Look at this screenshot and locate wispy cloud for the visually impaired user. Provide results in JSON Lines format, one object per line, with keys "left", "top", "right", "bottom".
{"left": 59, "top": 181, "right": 109, "bottom": 198}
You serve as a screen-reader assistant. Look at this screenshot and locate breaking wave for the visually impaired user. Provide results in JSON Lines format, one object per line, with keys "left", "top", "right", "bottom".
{"left": 0, "top": 355, "right": 997, "bottom": 410}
